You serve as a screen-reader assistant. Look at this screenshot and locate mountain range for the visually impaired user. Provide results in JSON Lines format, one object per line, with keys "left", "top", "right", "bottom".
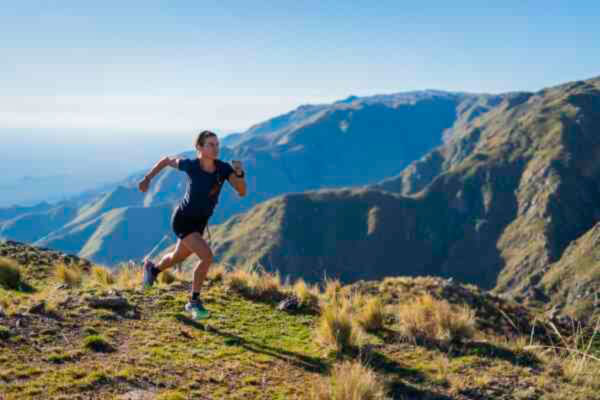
{"left": 173, "top": 77, "right": 600, "bottom": 317}
{"left": 2, "top": 76, "right": 599, "bottom": 316}
{"left": 2, "top": 89, "right": 506, "bottom": 264}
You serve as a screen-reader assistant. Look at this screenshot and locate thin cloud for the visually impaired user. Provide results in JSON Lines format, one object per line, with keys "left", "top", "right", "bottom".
{"left": 0, "top": 94, "right": 339, "bottom": 133}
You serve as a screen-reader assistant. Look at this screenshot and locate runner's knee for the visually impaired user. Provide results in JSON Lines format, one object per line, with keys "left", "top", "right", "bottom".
{"left": 195, "top": 251, "right": 213, "bottom": 265}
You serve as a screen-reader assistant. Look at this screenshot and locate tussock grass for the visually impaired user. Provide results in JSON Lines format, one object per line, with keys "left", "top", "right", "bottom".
{"left": 225, "top": 268, "right": 285, "bottom": 301}
{"left": 396, "top": 293, "right": 475, "bottom": 343}
{"left": 356, "top": 296, "right": 385, "bottom": 333}
{"left": 54, "top": 263, "right": 82, "bottom": 288}
{"left": 114, "top": 264, "right": 143, "bottom": 289}
{"left": 316, "top": 299, "right": 361, "bottom": 353}
{"left": 91, "top": 265, "right": 115, "bottom": 286}
{"left": 207, "top": 264, "right": 227, "bottom": 281}
{"left": 312, "top": 360, "right": 387, "bottom": 400}
{"left": 0, "top": 257, "right": 23, "bottom": 290}
{"left": 158, "top": 269, "right": 176, "bottom": 285}
{"left": 293, "top": 278, "right": 320, "bottom": 309}
{"left": 526, "top": 316, "right": 600, "bottom": 391}
{"left": 323, "top": 277, "right": 342, "bottom": 304}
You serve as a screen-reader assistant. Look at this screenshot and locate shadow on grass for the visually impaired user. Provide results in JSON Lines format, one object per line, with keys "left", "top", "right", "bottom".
{"left": 347, "top": 350, "right": 455, "bottom": 400}
{"left": 18, "top": 282, "right": 36, "bottom": 293}
{"left": 445, "top": 340, "right": 540, "bottom": 368}
{"left": 388, "top": 381, "right": 456, "bottom": 400}
{"left": 373, "top": 327, "right": 540, "bottom": 368}
{"left": 0, "top": 281, "right": 36, "bottom": 293}
{"left": 175, "top": 313, "right": 328, "bottom": 373}
{"left": 363, "top": 350, "right": 425, "bottom": 383}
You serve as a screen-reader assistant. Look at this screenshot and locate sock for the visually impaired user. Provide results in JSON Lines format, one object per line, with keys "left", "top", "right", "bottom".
{"left": 151, "top": 266, "right": 161, "bottom": 276}
{"left": 191, "top": 292, "right": 200, "bottom": 301}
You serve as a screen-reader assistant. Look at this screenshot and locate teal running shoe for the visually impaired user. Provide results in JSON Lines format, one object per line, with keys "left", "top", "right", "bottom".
{"left": 185, "top": 299, "right": 210, "bottom": 320}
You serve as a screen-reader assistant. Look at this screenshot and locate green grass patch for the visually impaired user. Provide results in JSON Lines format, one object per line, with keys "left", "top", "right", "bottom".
{"left": 83, "top": 335, "right": 114, "bottom": 352}
{"left": 0, "top": 325, "right": 12, "bottom": 340}
{"left": 0, "top": 257, "right": 30, "bottom": 291}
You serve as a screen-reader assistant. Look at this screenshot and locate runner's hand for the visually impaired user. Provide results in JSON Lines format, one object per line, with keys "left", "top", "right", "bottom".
{"left": 232, "top": 160, "right": 244, "bottom": 175}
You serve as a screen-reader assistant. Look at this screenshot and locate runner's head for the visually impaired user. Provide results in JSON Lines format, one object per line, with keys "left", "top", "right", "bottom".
{"left": 195, "top": 130, "right": 219, "bottom": 160}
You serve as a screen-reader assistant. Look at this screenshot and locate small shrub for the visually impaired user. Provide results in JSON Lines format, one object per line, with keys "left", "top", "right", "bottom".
{"left": 47, "top": 351, "right": 76, "bottom": 364}
{"left": 0, "top": 325, "right": 12, "bottom": 340}
{"left": 83, "top": 335, "right": 113, "bottom": 352}
{"left": 0, "top": 257, "right": 23, "bottom": 290}
{"left": 312, "top": 360, "right": 387, "bottom": 400}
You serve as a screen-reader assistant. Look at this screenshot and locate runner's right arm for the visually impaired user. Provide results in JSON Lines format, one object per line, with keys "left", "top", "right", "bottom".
{"left": 138, "top": 156, "right": 181, "bottom": 193}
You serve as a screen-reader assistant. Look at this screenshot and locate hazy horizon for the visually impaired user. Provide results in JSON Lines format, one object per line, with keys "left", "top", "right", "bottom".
{"left": 2, "top": 1, "right": 599, "bottom": 206}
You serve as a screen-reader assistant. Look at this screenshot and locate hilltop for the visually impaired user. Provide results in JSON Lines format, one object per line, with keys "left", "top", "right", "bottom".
{"left": 1, "top": 241, "right": 598, "bottom": 399}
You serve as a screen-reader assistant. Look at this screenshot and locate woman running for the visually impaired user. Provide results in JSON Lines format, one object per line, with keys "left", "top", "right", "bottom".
{"left": 137, "top": 130, "right": 247, "bottom": 319}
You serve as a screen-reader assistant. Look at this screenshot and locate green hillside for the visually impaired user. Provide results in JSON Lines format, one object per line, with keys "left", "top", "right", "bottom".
{"left": 1, "top": 241, "right": 599, "bottom": 399}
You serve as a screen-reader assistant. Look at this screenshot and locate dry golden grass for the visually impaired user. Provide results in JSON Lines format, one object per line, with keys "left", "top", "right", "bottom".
{"left": 114, "top": 264, "right": 143, "bottom": 290}
{"left": 172, "top": 267, "right": 191, "bottom": 283}
{"left": 356, "top": 296, "right": 385, "bottom": 332}
{"left": 207, "top": 264, "right": 227, "bottom": 281}
{"left": 293, "top": 278, "right": 320, "bottom": 309}
{"left": 91, "top": 265, "right": 115, "bottom": 286}
{"left": 158, "top": 269, "right": 176, "bottom": 285}
{"left": 396, "top": 293, "right": 475, "bottom": 343}
{"left": 0, "top": 296, "right": 9, "bottom": 310}
{"left": 225, "top": 268, "right": 285, "bottom": 301}
{"left": 323, "top": 277, "right": 342, "bottom": 303}
{"left": 312, "top": 360, "right": 387, "bottom": 400}
{"left": 0, "top": 257, "right": 22, "bottom": 290}
{"left": 526, "top": 316, "right": 600, "bottom": 392}
{"left": 17, "top": 284, "right": 70, "bottom": 318}
{"left": 315, "top": 299, "right": 361, "bottom": 353}
{"left": 54, "top": 263, "right": 83, "bottom": 288}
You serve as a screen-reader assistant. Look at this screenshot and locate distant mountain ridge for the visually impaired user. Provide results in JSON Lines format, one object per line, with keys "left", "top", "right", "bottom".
{"left": 2, "top": 89, "right": 505, "bottom": 265}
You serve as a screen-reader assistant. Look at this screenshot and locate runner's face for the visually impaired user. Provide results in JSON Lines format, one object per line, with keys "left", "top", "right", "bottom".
{"left": 198, "top": 137, "right": 219, "bottom": 159}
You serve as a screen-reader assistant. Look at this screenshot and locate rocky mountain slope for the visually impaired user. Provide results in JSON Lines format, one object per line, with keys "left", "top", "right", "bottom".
{"left": 192, "top": 76, "right": 600, "bottom": 318}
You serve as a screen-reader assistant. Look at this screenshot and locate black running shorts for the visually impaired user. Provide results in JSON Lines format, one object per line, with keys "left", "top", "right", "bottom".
{"left": 171, "top": 208, "right": 209, "bottom": 240}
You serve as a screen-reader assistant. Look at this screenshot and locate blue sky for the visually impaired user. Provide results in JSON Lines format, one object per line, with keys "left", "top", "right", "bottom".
{"left": 0, "top": 1, "right": 598, "bottom": 204}
{"left": 1, "top": 1, "right": 598, "bottom": 136}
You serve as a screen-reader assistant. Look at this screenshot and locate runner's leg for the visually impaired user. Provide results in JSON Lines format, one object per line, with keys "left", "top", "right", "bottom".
{"left": 181, "top": 232, "right": 213, "bottom": 295}
{"left": 154, "top": 239, "right": 193, "bottom": 272}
